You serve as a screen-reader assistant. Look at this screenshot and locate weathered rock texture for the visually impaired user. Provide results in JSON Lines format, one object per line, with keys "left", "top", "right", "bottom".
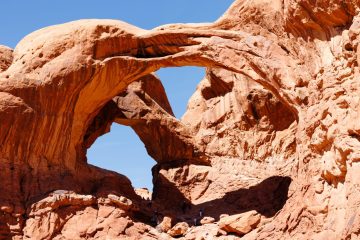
{"left": 1, "top": 0, "right": 360, "bottom": 239}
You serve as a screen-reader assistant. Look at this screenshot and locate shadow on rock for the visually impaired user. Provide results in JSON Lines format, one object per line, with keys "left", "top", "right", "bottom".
{"left": 0, "top": 220, "right": 11, "bottom": 240}
{"left": 153, "top": 175, "right": 292, "bottom": 223}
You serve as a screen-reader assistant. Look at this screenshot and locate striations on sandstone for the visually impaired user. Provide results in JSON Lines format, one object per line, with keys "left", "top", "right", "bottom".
{"left": 1, "top": 0, "right": 360, "bottom": 239}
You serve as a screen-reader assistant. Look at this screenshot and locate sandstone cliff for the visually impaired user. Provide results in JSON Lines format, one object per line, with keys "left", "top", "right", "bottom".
{"left": 1, "top": 0, "right": 360, "bottom": 239}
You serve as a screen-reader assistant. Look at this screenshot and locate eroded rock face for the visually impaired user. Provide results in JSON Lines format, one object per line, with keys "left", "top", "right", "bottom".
{"left": 0, "top": 45, "right": 13, "bottom": 72}
{"left": 1, "top": 0, "right": 360, "bottom": 239}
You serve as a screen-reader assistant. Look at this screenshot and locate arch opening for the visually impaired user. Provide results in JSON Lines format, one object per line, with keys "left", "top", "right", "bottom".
{"left": 87, "top": 123, "right": 156, "bottom": 191}
{"left": 85, "top": 66, "right": 207, "bottom": 195}
{"left": 84, "top": 63, "right": 298, "bottom": 200}
{"left": 156, "top": 66, "right": 206, "bottom": 119}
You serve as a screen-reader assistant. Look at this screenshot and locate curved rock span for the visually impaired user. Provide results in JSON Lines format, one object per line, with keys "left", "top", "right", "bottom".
{"left": 1, "top": 0, "right": 360, "bottom": 239}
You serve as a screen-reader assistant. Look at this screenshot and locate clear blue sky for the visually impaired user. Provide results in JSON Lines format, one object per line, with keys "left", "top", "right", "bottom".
{"left": 1, "top": 1, "right": 234, "bottom": 190}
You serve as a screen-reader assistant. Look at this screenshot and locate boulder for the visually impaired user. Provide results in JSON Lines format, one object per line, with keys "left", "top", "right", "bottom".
{"left": 219, "top": 211, "right": 261, "bottom": 235}
{"left": 168, "top": 222, "right": 189, "bottom": 237}
{"left": 200, "top": 216, "right": 215, "bottom": 225}
{"left": 159, "top": 216, "right": 172, "bottom": 233}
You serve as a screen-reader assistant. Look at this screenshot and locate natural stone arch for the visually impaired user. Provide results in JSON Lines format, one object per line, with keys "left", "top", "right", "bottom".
{"left": 0, "top": 17, "right": 302, "bottom": 238}
{"left": 84, "top": 73, "right": 207, "bottom": 165}
{"left": 1, "top": 0, "right": 360, "bottom": 238}
{"left": 0, "top": 19, "right": 300, "bottom": 171}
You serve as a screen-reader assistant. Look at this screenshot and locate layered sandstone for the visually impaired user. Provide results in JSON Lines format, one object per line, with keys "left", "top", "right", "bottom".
{"left": 1, "top": 0, "right": 360, "bottom": 239}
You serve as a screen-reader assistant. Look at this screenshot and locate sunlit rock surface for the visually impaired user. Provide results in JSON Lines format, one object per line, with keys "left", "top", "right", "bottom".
{"left": 1, "top": 0, "right": 360, "bottom": 239}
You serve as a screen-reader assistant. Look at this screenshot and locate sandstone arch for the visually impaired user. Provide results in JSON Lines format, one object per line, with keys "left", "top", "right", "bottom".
{"left": 0, "top": 19, "right": 298, "bottom": 169}
{"left": 1, "top": 0, "right": 360, "bottom": 239}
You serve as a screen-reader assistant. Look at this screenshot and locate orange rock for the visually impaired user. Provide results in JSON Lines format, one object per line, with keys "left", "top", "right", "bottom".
{"left": 135, "top": 188, "right": 152, "bottom": 200}
{"left": 200, "top": 216, "right": 215, "bottom": 225}
{"left": 108, "top": 194, "right": 133, "bottom": 210}
{"left": 158, "top": 216, "right": 172, "bottom": 233}
{"left": 1, "top": 0, "right": 360, "bottom": 239}
{"left": 219, "top": 211, "right": 261, "bottom": 235}
{"left": 167, "top": 222, "right": 189, "bottom": 237}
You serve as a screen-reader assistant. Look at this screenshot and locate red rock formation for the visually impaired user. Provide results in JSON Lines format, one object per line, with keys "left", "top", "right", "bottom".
{"left": 0, "top": 45, "right": 13, "bottom": 72}
{"left": 0, "top": 0, "right": 360, "bottom": 239}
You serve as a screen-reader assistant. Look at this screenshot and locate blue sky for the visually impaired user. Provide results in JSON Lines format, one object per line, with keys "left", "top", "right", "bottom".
{"left": 1, "top": 1, "right": 234, "bottom": 190}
